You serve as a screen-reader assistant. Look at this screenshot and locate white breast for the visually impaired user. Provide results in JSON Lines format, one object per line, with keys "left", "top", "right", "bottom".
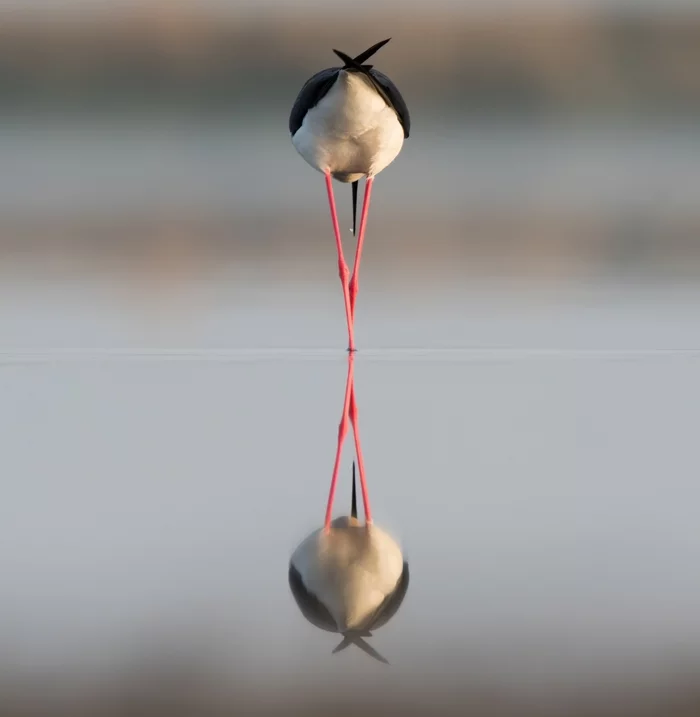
{"left": 292, "top": 70, "right": 405, "bottom": 182}
{"left": 290, "top": 517, "right": 405, "bottom": 633}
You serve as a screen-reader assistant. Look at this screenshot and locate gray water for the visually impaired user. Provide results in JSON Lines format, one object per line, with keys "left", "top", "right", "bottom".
{"left": 1, "top": 272, "right": 700, "bottom": 689}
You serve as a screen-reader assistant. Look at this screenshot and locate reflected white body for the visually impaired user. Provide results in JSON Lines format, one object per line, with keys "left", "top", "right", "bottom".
{"left": 290, "top": 516, "right": 404, "bottom": 633}
{"left": 292, "top": 70, "right": 405, "bottom": 183}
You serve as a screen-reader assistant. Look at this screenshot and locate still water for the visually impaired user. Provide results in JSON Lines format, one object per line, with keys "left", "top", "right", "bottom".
{"left": 1, "top": 272, "right": 699, "bottom": 689}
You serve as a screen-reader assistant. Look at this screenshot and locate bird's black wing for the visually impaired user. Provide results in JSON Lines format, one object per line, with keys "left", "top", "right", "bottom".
{"left": 369, "top": 69, "right": 411, "bottom": 139}
{"left": 289, "top": 67, "right": 341, "bottom": 136}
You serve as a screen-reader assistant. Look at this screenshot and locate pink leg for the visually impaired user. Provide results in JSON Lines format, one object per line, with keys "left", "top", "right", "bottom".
{"left": 349, "top": 177, "right": 374, "bottom": 320}
{"left": 324, "top": 355, "right": 355, "bottom": 530}
{"left": 325, "top": 172, "right": 355, "bottom": 352}
{"left": 348, "top": 382, "right": 372, "bottom": 524}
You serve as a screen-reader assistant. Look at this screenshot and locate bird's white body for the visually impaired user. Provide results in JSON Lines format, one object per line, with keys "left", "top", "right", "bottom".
{"left": 292, "top": 70, "right": 405, "bottom": 183}
{"left": 290, "top": 516, "right": 404, "bottom": 633}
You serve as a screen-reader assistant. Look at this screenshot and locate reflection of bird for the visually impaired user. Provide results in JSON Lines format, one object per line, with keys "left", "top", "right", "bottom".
{"left": 289, "top": 464, "right": 409, "bottom": 664}
{"left": 289, "top": 38, "right": 411, "bottom": 351}
{"left": 324, "top": 352, "right": 370, "bottom": 530}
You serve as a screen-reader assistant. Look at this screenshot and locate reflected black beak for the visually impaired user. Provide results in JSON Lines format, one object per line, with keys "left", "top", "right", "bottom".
{"left": 351, "top": 460, "right": 358, "bottom": 520}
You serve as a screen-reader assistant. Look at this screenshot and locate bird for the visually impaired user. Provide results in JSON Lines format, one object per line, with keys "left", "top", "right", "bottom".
{"left": 289, "top": 38, "right": 410, "bottom": 351}
{"left": 288, "top": 463, "right": 410, "bottom": 664}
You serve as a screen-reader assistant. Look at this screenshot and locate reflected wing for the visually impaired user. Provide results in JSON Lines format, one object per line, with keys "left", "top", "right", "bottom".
{"left": 288, "top": 563, "right": 338, "bottom": 633}
{"left": 366, "top": 561, "right": 410, "bottom": 631}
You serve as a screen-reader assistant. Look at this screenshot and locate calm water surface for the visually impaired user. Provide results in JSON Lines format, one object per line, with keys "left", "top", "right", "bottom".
{"left": 1, "top": 274, "right": 699, "bottom": 687}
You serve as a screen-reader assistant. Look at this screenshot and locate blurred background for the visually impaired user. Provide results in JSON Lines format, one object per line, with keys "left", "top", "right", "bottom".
{"left": 2, "top": 1, "right": 700, "bottom": 715}
{"left": 2, "top": 0, "right": 700, "bottom": 283}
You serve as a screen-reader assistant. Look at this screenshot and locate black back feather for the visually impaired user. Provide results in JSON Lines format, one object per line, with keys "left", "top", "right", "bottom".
{"left": 366, "top": 68, "right": 411, "bottom": 138}
{"left": 289, "top": 67, "right": 340, "bottom": 136}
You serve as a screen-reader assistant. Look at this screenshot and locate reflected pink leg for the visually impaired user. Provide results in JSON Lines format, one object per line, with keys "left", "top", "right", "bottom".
{"left": 349, "top": 383, "right": 372, "bottom": 524}
{"left": 325, "top": 171, "right": 355, "bottom": 352}
{"left": 324, "top": 355, "right": 355, "bottom": 530}
{"left": 349, "top": 177, "right": 374, "bottom": 320}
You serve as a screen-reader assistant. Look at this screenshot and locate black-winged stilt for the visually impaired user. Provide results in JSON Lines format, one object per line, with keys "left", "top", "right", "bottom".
{"left": 288, "top": 355, "right": 409, "bottom": 662}
{"left": 289, "top": 38, "right": 410, "bottom": 351}
{"left": 289, "top": 462, "right": 410, "bottom": 663}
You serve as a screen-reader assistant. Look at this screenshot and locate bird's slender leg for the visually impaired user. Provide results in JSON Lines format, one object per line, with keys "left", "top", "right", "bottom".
{"left": 348, "top": 380, "right": 372, "bottom": 524}
{"left": 349, "top": 177, "right": 374, "bottom": 320}
{"left": 324, "top": 354, "right": 355, "bottom": 531}
{"left": 325, "top": 171, "right": 355, "bottom": 352}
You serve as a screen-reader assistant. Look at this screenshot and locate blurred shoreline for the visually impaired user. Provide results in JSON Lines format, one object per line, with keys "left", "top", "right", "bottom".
{"left": 2, "top": 4, "right": 698, "bottom": 280}
{"left": 1, "top": 5, "right": 699, "bottom": 116}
